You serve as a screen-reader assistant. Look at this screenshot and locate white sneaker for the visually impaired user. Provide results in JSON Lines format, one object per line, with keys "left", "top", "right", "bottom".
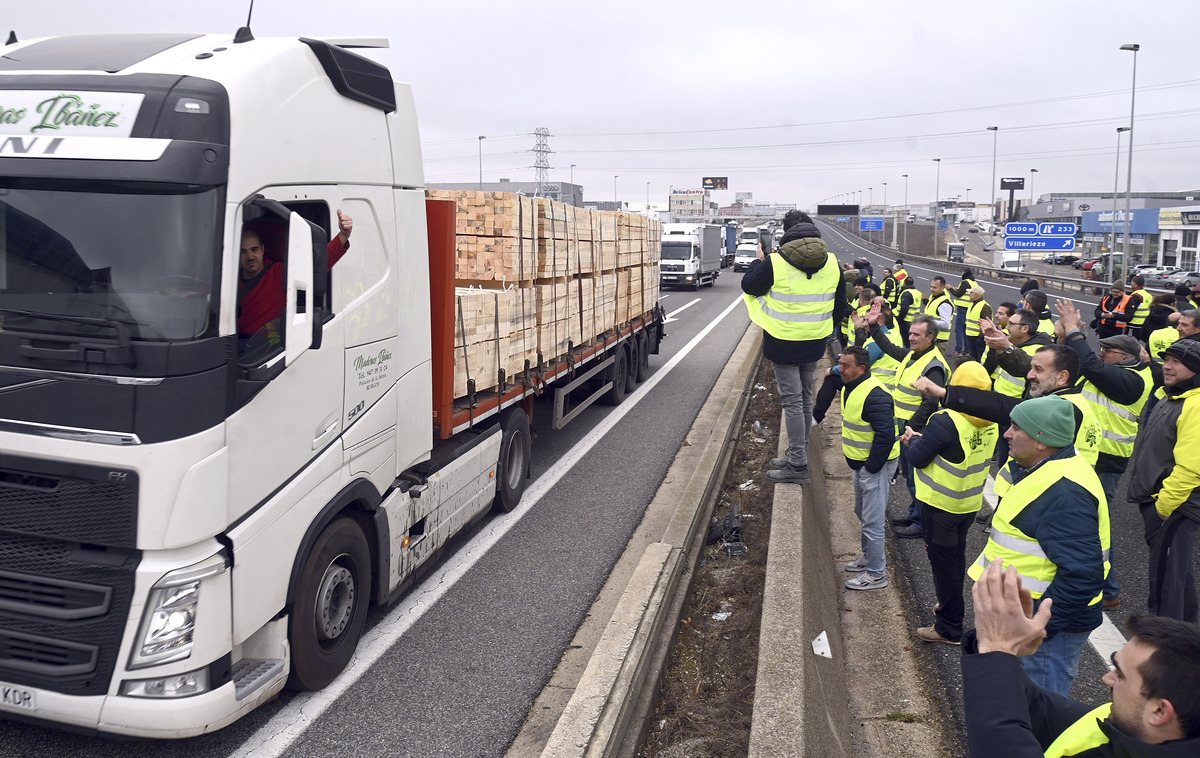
{"left": 845, "top": 573, "right": 888, "bottom": 591}
{"left": 844, "top": 554, "right": 869, "bottom": 572}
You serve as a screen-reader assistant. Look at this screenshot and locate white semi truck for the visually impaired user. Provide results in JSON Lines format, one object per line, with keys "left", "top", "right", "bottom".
{"left": 659, "top": 223, "right": 721, "bottom": 290}
{"left": 0, "top": 30, "right": 662, "bottom": 737}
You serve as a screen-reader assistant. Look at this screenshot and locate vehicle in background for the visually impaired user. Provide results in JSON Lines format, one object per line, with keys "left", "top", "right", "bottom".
{"left": 1166, "top": 270, "right": 1200, "bottom": 288}
{"left": 1143, "top": 268, "right": 1183, "bottom": 289}
{"left": 738, "top": 226, "right": 761, "bottom": 245}
{"left": 906, "top": 213, "right": 917, "bottom": 223}
{"left": 733, "top": 242, "right": 759, "bottom": 272}
{"left": 1044, "top": 254, "right": 1080, "bottom": 266}
{"left": 947, "top": 243, "right": 966, "bottom": 262}
{"left": 993, "top": 250, "right": 1025, "bottom": 277}
{"left": 968, "top": 227, "right": 979, "bottom": 234}
{"left": 660, "top": 223, "right": 722, "bottom": 290}
{"left": 720, "top": 224, "right": 737, "bottom": 268}
{"left": 1075, "top": 257, "right": 1102, "bottom": 270}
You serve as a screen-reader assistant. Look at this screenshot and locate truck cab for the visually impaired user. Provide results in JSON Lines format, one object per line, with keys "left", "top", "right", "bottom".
{"left": 946, "top": 243, "right": 966, "bottom": 262}
{"left": 659, "top": 224, "right": 720, "bottom": 290}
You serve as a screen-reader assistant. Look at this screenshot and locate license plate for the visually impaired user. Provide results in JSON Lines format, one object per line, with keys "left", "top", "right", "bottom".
{"left": 0, "top": 683, "right": 37, "bottom": 712}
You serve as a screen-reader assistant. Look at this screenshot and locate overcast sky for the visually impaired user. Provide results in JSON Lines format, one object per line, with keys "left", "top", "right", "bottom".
{"left": 7, "top": 1, "right": 1198, "bottom": 211}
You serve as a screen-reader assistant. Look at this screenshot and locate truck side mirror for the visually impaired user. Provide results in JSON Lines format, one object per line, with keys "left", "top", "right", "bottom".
{"left": 285, "top": 212, "right": 315, "bottom": 364}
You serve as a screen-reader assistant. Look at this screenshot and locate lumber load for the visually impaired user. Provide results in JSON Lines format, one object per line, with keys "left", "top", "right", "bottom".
{"left": 433, "top": 189, "right": 661, "bottom": 398}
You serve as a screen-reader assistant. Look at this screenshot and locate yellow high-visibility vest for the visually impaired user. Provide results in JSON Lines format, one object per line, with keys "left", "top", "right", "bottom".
{"left": 952, "top": 278, "right": 978, "bottom": 309}
{"left": 841, "top": 374, "right": 899, "bottom": 462}
{"left": 1044, "top": 704, "right": 1111, "bottom": 758}
{"left": 1077, "top": 365, "right": 1153, "bottom": 458}
{"left": 965, "top": 299, "right": 990, "bottom": 337}
{"left": 914, "top": 410, "right": 998, "bottom": 513}
{"left": 892, "top": 346, "right": 949, "bottom": 424}
{"left": 743, "top": 252, "right": 841, "bottom": 341}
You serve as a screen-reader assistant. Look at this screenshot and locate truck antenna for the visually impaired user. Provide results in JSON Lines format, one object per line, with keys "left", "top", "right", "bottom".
{"left": 233, "top": 0, "right": 255, "bottom": 43}
{"left": 246, "top": 0, "right": 255, "bottom": 27}
{"left": 5, "top": 31, "right": 16, "bottom": 45}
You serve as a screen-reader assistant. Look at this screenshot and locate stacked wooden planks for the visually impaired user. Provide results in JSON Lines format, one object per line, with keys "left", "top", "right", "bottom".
{"left": 431, "top": 189, "right": 661, "bottom": 398}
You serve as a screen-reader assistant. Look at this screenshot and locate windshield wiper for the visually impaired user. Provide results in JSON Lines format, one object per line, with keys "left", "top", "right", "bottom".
{"left": 0, "top": 308, "right": 138, "bottom": 367}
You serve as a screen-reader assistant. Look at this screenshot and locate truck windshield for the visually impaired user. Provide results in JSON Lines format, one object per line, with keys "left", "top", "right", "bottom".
{"left": 661, "top": 240, "right": 695, "bottom": 260}
{"left": 0, "top": 178, "right": 220, "bottom": 342}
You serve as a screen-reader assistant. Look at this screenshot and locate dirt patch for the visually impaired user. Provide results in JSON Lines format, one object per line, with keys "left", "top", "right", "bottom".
{"left": 638, "top": 359, "right": 781, "bottom": 757}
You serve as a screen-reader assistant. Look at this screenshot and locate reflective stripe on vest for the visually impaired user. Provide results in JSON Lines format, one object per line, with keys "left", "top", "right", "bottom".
{"left": 1043, "top": 704, "right": 1112, "bottom": 758}
{"left": 866, "top": 335, "right": 902, "bottom": 390}
{"left": 843, "top": 302, "right": 871, "bottom": 340}
{"left": 1078, "top": 364, "right": 1153, "bottom": 457}
{"left": 969, "top": 453, "right": 1110, "bottom": 601}
{"left": 899, "top": 289, "right": 923, "bottom": 322}
{"left": 953, "top": 278, "right": 978, "bottom": 309}
{"left": 965, "top": 298, "right": 989, "bottom": 337}
{"left": 1103, "top": 292, "right": 1132, "bottom": 329}
{"left": 992, "top": 342, "right": 1040, "bottom": 399}
{"left": 914, "top": 410, "right": 999, "bottom": 513}
{"left": 924, "top": 292, "right": 953, "bottom": 340}
{"left": 841, "top": 375, "right": 899, "bottom": 462}
{"left": 1128, "top": 290, "right": 1149, "bottom": 327}
{"left": 893, "top": 347, "right": 948, "bottom": 421}
{"left": 743, "top": 252, "right": 841, "bottom": 340}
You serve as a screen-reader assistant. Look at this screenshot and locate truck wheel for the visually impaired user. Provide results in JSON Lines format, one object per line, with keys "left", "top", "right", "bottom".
{"left": 624, "top": 339, "right": 640, "bottom": 394}
{"left": 602, "top": 345, "right": 629, "bottom": 406}
{"left": 692, "top": 278, "right": 701, "bottom": 292}
{"left": 492, "top": 407, "right": 530, "bottom": 513}
{"left": 287, "top": 517, "right": 371, "bottom": 692}
{"left": 635, "top": 332, "right": 651, "bottom": 383}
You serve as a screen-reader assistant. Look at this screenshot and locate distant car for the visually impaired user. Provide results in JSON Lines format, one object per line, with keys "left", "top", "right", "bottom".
{"left": 1167, "top": 270, "right": 1200, "bottom": 288}
{"left": 1081, "top": 258, "right": 1102, "bottom": 271}
{"left": 1144, "top": 268, "right": 1183, "bottom": 289}
{"left": 959, "top": 236, "right": 967, "bottom": 242}
{"left": 1042, "top": 252, "right": 1058, "bottom": 263}
{"left": 732, "top": 242, "right": 759, "bottom": 272}
{"left": 1046, "top": 254, "right": 1080, "bottom": 265}
{"left": 1074, "top": 257, "right": 1100, "bottom": 269}
{"left": 968, "top": 227, "right": 979, "bottom": 233}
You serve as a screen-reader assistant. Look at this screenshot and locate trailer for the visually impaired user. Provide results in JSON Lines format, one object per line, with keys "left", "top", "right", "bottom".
{"left": 659, "top": 223, "right": 721, "bottom": 290}
{"left": 0, "top": 30, "right": 663, "bottom": 737}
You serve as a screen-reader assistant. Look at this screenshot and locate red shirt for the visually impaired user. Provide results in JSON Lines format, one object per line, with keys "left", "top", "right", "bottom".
{"left": 237, "top": 236, "right": 349, "bottom": 337}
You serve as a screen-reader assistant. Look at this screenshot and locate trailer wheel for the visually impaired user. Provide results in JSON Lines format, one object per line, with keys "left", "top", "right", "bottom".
{"left": 635, "top": 332, "right": 651, "bottom": 383}
{"left": 625, "top": 339, "right": 640, "bottom": 394}
{"left": 602, "top": 345, "right": 629, "bottom": 406}
{"left": 492, "top": 407, "right": 531, "bottom": 513}
{"left": 287, "top": 517, "right": 371, "bottom": 692}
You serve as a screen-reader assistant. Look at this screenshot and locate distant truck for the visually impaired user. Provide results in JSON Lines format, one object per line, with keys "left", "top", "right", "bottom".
{"left": 738, "top": 226, "right": 761, "bottom": 245}
{"left": 660, "top": 223, "right": 722, "bottom": 289}
{"left": 720, "top": 224, "right": 737, "bottom": 267}
{"left": 993, "top": 249, "right": 1024, "bottom": 277}
{"left": 947, "top": 242, "right": 966, "bottom": 262}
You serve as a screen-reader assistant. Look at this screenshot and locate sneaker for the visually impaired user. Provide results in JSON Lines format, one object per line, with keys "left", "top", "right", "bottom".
{"left": 894, "top": 524, "right": 925, "bottom": 539}
{"left": 845, "top": 573, "right": 888, "bottom": 591}
{"left": 844, "top": 554, "right": 868, "bottom": 572}
{"left": 766, "top": 463, "right": 811, "bottom": 484}
{"left": 769, "top": 457, "right": 788, "bottom": 470}
{"left": 916, "top": 626, "right": 960, "bottom": 645}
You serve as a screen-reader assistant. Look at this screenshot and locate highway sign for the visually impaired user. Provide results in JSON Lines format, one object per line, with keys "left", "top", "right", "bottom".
{"left": 1004, "top": 237, "right": 1076, "bottom": 251}
{"left": 938, "top": 220, "right": 948, "bottom": 230}
{"left": 1005, "top": 222, "right": 1038, "bottom": 236}
{"left": 1038, "top": 223, "right": 1077, "bottom": 236}
{"left": 835, "top": 216, "right": 851, "bottom": 222}
{"left": 859, "top": 217, "right": 884, "bottom": 231}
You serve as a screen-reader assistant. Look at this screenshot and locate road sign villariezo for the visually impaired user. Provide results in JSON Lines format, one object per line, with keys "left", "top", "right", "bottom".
{"left": 859, "top": 217, "right": 883, "bottom": 231}
{"left": 1005, "top": 237, "right": 1077, "bottom": 250}
{"left": 1004, "top": 221, "right": 1077, "bottom": 250}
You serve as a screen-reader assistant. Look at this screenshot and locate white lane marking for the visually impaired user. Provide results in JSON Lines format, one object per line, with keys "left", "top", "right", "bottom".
{"left": 663, "top": 297, "right": 701, "bottom": 323}
{"left": 978, "top": 473, "right": 1126, "bottom": 667}
{"left": 229, "top": 295, "right": 749, "bottom": 758}
{"left": 817, "top": 223, "right": 1096, "bottom": 310}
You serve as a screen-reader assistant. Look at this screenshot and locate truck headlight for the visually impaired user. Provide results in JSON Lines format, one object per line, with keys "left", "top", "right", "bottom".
{"left": 129, "top": 552, "right": 227, "bottom": 670}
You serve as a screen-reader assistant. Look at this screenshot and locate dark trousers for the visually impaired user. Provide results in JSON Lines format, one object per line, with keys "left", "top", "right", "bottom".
{"left": 924, "top": 505, "right": 975, "bottom": 641}
{"left": 967, "top": 335, "right": 985, "bottom": 362}
{"left": 898, "top": 320, "right": 911, "bottom": 348}
{"left": 1141, "top": 503, "right": 1200, "bottom": 623}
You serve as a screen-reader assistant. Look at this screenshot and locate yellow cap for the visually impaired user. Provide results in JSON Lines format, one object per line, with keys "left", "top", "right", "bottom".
{"left": 948, "top": 361, "right": 995, "bottom": 426}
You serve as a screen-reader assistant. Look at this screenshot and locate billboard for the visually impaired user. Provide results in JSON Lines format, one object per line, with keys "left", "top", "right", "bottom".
{"left": 817, "top": 204, "right": 860, "bottom": 216}
{"left": 1000, "top": 177, "right": 1025, "bottom": 190}
{"left": 702, "top": 177, "right": 728, "bottom": 190}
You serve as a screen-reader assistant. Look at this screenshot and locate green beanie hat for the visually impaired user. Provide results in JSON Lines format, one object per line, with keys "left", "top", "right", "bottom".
{"left": 1009, "top": 396, "right": 1076, "bottom": 448}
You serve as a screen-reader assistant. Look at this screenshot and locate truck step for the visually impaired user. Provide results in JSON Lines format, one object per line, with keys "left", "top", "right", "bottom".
{"left": 232, "top": 658, "right": 286, "bottom": 701}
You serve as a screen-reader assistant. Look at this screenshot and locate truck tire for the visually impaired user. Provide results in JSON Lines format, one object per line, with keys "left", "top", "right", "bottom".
{"left": 635, "top": 332, "right": 651, "bottom": 383}
{"left": 602, "top": 345, "right": 629, "bottom": 406}
{"left": 492, "top": 407, "right": 530, "bottom": 513}
{"left": 624, "top": 338, "right": 640, "bottom": 394}
{"left": 287, "top": 517, "right": 371, "bottom": 691}
{"left": 692, "top": 277, "right": 701, "bottom": 292}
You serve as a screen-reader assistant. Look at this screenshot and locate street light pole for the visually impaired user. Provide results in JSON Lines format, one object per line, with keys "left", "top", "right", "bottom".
{"left": 1111, "top": 127, "right": 1130, "bottom": 255}
{"left": 882, "top": 182, "right": 888, "bottom": 246}
{"left": 902, "top": 174, "right": 909, "bottom": 253}
{"left": 933, "top": 158, "right": 941, "bottom": 259}
{"left": 1029, "top": 168, "right": 1038, "bottom": 207}
{"left": 613, "top": 175, "right": 619, "bottom": 205}
{"left": 570, "top": 163, "right": 576, "bottom": 185}
{"left": 1120, "top": 43, "right": 1140, "bottom": 286}
{"left": 987, "top": 126, "right": 998, "bottom": 233}
{"left": 646, "top": 181, "right": 651, "bottom": 215}
{"left": 477, "top": 135, "right": 486, "bottom": 191}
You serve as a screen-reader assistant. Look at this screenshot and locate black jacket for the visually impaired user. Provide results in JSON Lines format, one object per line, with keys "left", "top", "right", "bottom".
{"left": 982, "top": 331, "right": 1054, "bottom": 380}
{"left": 962, "top": 642, "right": 1200, "bottom": 757}
{"left": 868, "top": 324, "right": 946, "bottom": 430}
{"left": 907, "top": 411, "right": 964, "bottom": 469}
{"left": 741, "top": 222, "right": 849, "bottom": 365}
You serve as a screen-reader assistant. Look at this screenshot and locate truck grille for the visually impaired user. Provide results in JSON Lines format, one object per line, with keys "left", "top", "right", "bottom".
{"left": 0, "top": 531, "right": 138, "bottom": 696}
{"left": 0, "top": 455, "right": 138, "bottom": 549}
{"left": 660, "top": 264, "right": 683, "bottom": 272}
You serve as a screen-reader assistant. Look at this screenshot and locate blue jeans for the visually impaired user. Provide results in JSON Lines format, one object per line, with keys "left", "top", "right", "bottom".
{"left": 855, "top": 458, "right": 900, "bottom": 576}
{"left": 954, "top": 307, "right": 968, "bottom": 352}
{"left": 1098, "top": 468, "right": 1125, "bottom": 600}
{"left": 1022, "top": 628, "right": 1091, "bottom": 698}
{"left": 773, "top": 362, "right": 817, "bottom": 470}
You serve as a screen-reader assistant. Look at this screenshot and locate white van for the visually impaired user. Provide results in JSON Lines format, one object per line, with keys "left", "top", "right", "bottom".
{"left": 733, "top": 242, "right": 759, "bottom": 272}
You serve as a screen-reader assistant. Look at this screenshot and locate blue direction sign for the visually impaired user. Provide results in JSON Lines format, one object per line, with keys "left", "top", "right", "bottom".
{"left": 1039, "top": 222, "right": 1077, "bottom": 236}
{"left": 1005, "top": 222, "right": 1038, "bottom": 236}
{"left": 938, "top": 220, "right": 949, "bottom": 230}
{"left": 859, "top": 217, "right": 884, "bottom": 231}
{"left": 1005, "top": 237, "right": 1077, "bottom": 251}
{"left": 836, "top": 216, "right": 851, "bottom": 222}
